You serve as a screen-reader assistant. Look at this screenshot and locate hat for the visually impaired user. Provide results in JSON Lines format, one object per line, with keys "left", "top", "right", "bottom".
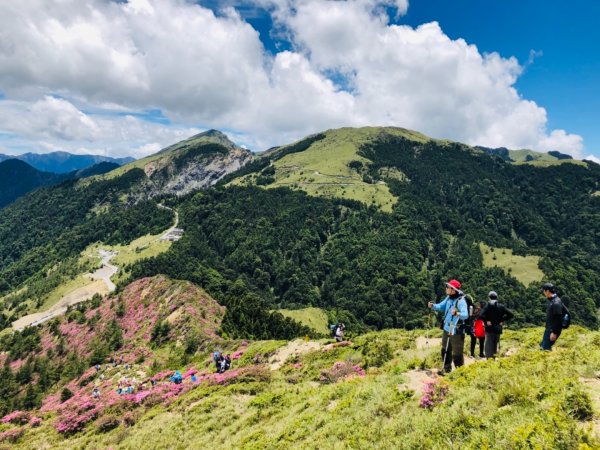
{"left": 541, "top": 282, "right": 556, "bottom": 293}
{"left": 446, "top": 279, "right": 461, "bottom": 291}
{"left": 488, "top": 291, "right": 498, "bottom": 299}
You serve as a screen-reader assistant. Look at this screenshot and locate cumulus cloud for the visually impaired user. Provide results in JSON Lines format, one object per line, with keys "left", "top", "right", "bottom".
{"left": 0, "top": 0, "right": 588, "bottom": 158}
{"left": 0, "top": 96, "right": 200, "bottom": 158}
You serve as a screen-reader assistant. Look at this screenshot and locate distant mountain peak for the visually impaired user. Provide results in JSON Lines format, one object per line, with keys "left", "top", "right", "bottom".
{"left": 158, "top": 129, "right": 238, "bottom": 155}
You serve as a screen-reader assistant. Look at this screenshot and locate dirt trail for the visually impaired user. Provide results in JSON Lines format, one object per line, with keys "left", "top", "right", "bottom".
{"left": 11, "top": 250, "right": 118, "bottom": 331}
{"left": 268, "top": 340, "right": 322, "bottom": 370}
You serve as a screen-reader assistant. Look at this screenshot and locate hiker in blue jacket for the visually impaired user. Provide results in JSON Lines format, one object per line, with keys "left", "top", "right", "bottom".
{"left": 428, "top": 279, "right": 469, "bottom": 374}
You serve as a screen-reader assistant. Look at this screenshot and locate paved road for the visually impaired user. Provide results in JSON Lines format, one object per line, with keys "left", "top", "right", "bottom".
{"left": 11, "top": 250, "right": 118, "bottom": 331}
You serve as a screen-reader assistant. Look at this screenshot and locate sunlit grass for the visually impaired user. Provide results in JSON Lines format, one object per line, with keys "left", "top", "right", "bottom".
{"left": 231, "top": 127, "right": 433, "bottom": 213}
{"left": 9, "top": 327, "right": 600, "bottom": 449}
{"left": 480, "top": 242, "right": 544, "bottom": 286}
{"left": 277, "top": 308, "right": 329, "bottom": 335}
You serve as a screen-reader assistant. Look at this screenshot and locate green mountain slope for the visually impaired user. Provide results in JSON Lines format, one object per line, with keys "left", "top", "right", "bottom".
{"left": 130, "top": 128, "right": 600, "bottom": 332}
{"left": 1, "top": 324, "right": 598, "bottom": 449}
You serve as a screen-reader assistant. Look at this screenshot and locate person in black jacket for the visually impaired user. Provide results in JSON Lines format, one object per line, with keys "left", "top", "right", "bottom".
{"left": 478, "top": 291, "right": 514, "bottom": 359}
{"left": 540, "top": 282, "right": 564, "bottom": 351}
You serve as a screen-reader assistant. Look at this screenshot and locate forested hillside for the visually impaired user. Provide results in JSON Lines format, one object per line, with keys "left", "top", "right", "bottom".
{"left": 129, "top": 130, "right": 600, "bottom": 332}
{"left": 0, "top": 169, "right": 172, "bottom": 326}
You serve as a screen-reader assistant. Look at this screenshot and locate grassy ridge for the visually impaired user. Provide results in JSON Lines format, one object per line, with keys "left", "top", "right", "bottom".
{"left": 233, "top": 127, "right": 432, "bottom": 212}
{"left": 7, "top": 327, "right": 599, "bottom": 449}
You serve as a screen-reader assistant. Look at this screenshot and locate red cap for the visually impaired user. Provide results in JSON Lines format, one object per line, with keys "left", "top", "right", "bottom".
{"left": 446, "top": 279, "right": 461, "bottom": 290}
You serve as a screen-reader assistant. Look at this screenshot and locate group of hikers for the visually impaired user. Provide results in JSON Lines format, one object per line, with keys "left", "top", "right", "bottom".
{"left": 212, "top": 352, "right": 232, "bottom": 373}
{"left": 428, "top": 279, "right": 568, "bottom": 374}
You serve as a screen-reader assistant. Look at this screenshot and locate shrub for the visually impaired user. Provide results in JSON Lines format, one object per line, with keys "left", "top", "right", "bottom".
{"left": 419, "top": 378, "right": 449, "bottom": 409}
{"left": 1, "top": 410, "right": 30, "bottom": 424}
{"left": 95, "top": 414, "right": 120, "bottom": 433}
{"left": 361, "top": 337, "right": 393, "bottom": 368}
{"left": 0, "top": 428, "right": 24, "bottom": 443}
{"left": 61, "top": 387, "right": 74, "bottom": 403}
{"left": 319, "top": 361, "right": 365, "bottom": 384}
{"left": 562, "top": 385, "right": 593, "bottom": 420}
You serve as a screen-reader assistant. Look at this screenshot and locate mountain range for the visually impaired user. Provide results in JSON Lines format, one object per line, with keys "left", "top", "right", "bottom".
{"left": 0, "top": 126, "right": 598, "bottom": 447}
{"left": 0, "top": 151, "right": 134, "bottom": 174}
{"left": 0, "top": 159, "right": 120, "bottom": 208}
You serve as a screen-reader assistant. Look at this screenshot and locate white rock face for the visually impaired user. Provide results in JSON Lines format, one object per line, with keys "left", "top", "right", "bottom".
{"left": 136, "top": 147, "right": 253, "bottom": 199}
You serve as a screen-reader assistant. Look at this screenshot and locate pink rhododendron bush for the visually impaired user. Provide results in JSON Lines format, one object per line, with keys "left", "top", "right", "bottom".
{"left": 1, "top": 410, "right": 30, "bottom": 425}
{"left": 319, "top": 361, "right": 366, "bottom": 383}
{"left": 419, "top": 378, "right": 449, "bottom": 409}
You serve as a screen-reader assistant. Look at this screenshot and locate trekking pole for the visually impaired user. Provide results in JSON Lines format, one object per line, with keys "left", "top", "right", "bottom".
{"left": 426, "top": 308, "right": 433, "bottom": 345}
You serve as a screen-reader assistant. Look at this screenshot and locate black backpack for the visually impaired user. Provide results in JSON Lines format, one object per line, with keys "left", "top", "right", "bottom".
{"left": 561, "top": 305, "right": 571, "bottom": 329}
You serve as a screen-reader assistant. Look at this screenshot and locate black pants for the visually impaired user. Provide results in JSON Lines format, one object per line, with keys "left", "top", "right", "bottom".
{"left": 470, "top": 334, "right": 484, "bottom": 357}
{"left": 484, "top": 332, "right": 501, "bottom": 358}
{"left": 441, "top": 331, "right": 465, "bottom": 373}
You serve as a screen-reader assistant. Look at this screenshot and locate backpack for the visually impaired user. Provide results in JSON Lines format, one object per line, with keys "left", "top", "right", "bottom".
{"left": 561, "top": 305, "right": 571, "bottom": 329}
{"left": 473, "top": 319, "right": 485, "bottom": 338}
{"left": 329, "top": 324, "right": 338, "bottom": 337}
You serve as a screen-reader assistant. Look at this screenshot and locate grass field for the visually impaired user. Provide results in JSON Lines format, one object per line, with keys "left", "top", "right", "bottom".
{"left": 277, "top": 307, "right": 330, "bottom": 335}
{"left": 480, "top": 243, "right": 544, "bottom": 286}
{"left": 232, "top": 127, "right": 433, "bottom": 213}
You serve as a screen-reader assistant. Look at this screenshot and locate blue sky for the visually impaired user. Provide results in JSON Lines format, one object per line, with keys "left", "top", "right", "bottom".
{"left": 0, "top": 0, "right": 597, "bottom": 162}
{"left": 398, "top": 0, "right": 600, "bottom": 156}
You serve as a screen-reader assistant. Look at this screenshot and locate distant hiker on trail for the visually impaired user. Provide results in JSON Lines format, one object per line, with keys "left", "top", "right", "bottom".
{"left": 470, "top": 301, "right": 486, "bottom": 358}
{"left": 540, "top": 283, "right": 565, "bottom": 351}
{"left": 478, "top": 291, "right": 514, "bottom": 359}
{"left": 334, "top": 323, "right": 345, "bottom": 342}
{"left": 428, "top": 279, "right": 469, "bottom": 374}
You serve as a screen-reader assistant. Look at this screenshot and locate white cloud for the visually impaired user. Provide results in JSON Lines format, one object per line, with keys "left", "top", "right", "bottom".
{"left": 0, "top": 96, "right": 200, "bottom": 158}
{"left": 0, "top": 0, "right": 589, "bottom": 159}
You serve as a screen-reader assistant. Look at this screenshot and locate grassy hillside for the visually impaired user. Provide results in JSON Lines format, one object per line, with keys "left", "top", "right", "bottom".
{"left": 2, "top": 326, "right": 598, "bottom": 449}
{"left": 509, "top": 149, "right": 586, "bottom": 167}
{"left": 231, "top": 127, "right": 431, "bottom": 212}
{"left": 480, "top": 243, "right": 544, "bottom": 286}
{"left": 277, "top": 307, "right": 329, "bottom": 335}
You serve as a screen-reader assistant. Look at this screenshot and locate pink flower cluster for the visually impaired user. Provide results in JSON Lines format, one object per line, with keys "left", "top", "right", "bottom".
{"left": 29, "top": 416, "right": 42, "bottom": 427}
{"left": 319, "top": 361, "right": 365, "bottom": 383}
{"left": 419, "top": 378, "right": 449, "bottom": 409}
{"left": 183, "top": 367, "right": 197, "bottom": 379}
{"left": 231, "top": 350, "right": 244, "bottom": 360}
{"left": 0, "top": 428, "right": 24, "bottom": 443}
{"left": 1, "top": 410, "right": 29, "bottom": 424}
{"left": 55, "top": 406, "right": 99, "bottom": 434}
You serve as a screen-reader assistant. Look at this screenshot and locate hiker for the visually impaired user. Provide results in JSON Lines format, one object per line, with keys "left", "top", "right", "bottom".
{"left": 478, "top": 291, "right": 513, "bottom": 358}
{"left": 170, "top": 370, "right": 183, "bottom": 384}
{"left": 334, "top": 323, "right": 345, "bottom": 342}
{"left": 470, "top": 301, "right": 486, "bottom": 358}
{"left": 219, "top": 355, "right": 231, "bottom": 373}
{"left": 428, "top": 279, "right": 469, "bottom": 374}
{"left": 213, "top": 351, "right": 222, "bottom": 372}
{"left": 540, "top": 283, "right": 565, "bottom": 351}
{"left": 92, "top": 387, "right": 100, "bottom": 399}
